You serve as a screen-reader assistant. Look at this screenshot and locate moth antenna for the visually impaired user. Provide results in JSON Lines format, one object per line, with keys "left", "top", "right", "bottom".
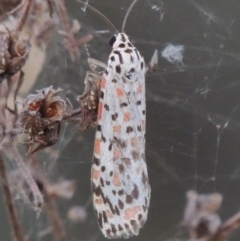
{"left": 75, "top": 0, "right": 117, "bottom": 33}
{"left": 122, "top": 0, "right": 138, "bottom": 32}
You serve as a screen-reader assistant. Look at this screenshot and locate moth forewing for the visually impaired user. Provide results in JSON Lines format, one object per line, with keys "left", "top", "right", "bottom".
{"left": 91, "top": 33, "right": 150, "bottom": 238}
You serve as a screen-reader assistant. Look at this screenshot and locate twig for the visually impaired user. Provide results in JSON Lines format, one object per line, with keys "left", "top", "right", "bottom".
{"left": 16, "top": 0, "right": 32, "bottom": 32}
{"left": 32, "top": 157, "right": 69, "bottom": 241}
{"left": 0, "top": 154, "right": 26, "bottom": 241}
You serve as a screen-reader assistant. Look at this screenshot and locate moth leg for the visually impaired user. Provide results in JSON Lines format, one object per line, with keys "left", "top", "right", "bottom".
{"left": 87, "top": 58, "right": 107, "bottom": 74}
{"left": 78, "top": 71, "right": 102, "bottom": 130}
{"left": 146, "top": 49, "right": 158, "bottom": 73}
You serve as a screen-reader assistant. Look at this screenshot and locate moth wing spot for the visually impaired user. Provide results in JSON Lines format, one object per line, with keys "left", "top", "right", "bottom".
{"left": 113, "top": 173, "right": 121, "bottom": 186}
{"left": 94, "top": 139, "right": 101, "bottom": 155}
{"left": 124, "top": 112, "right": 131, "bottom": 122}
{"left": 124, "top": 206, "right": 141, "bottom": 220}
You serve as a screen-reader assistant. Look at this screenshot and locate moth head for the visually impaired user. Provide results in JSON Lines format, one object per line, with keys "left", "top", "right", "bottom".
{"left": 109, "top": 33, "right": 132, "bottom": 49}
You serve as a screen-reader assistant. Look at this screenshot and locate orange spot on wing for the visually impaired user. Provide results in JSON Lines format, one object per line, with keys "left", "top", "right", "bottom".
{"left": 131, "top": 137, "right": 138, "bottom": 148}
{"left": 106, "top": 211, "right": 113, "bottom": 218}
{"left": 95, "top": 198, "right": 103, "bottom": 205}
{"left": 92, "top": 168, "right": 100, "bottom": 179}
{"left": 113, "top": 173, "right": 121, "bottom": 186}
{"left": 114, "top": 148, "right": 121, "bottom": 159}
{"left": 98, "top": 102, "right": 103, "bottom": 120}
{"left": 101, "top": 78, "right": 106, "bottom": 88}
{"left": 116, "top": 88, "right": 124, "bottom": 97}
{"left": 137, "top": 84, "right": 143, "bottom": 94}
{"left": 124, "top": 112, "right": 131, "bottom": 122}
{"left": 113, "top": 125, "right": 121, "bottom": 133}
{"left": 94, "top": 139, "right": 101, "bottom": 155}
{"left": 124, "top": 206, "right": 141, "bottom": 220}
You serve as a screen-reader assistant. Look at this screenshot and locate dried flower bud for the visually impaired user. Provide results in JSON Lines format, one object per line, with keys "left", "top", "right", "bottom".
{"left": 0, "top": 26, "right": 30, "bottom": 81}
{"left": 46, "top": 180, "right": 75, "bottom": 199}
{"left": 68, "top": 206, "right": 87, "bottom": 223}
{"left": 18, "top": 86, "right": 66, "bottom": 154}
{"left": 183, "top": 191, "right": 222, "bottom": 240}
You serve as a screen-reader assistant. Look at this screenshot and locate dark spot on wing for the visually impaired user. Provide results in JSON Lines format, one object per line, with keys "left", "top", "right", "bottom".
{"left": 111, "top": 224, "right": 117, "bottom": 235}
{"left": 116, "top": 65, "right": 121, "bottom": 74}
{"left": 142, "top": 171, "right": 148, "bottom": 184}
{"left": 118, "top": 189, "right": 124, "bottom": 196}
{"left": 126, "top": 195, "right": 133, "bottom": 204}
{"left": 118, "top": 224, "right": 123, "bottom": 231}
{"left": 100, "top": 91, "right": 104, "bottom": 99}
{"left": 141, "top": 62, "right": 144, "bottom": 69}
{"left": 125, "top": 49, "right": 132, "bottom": 53}
{"left": 94, "top": 185, "right": 101, "bottom": 196}
{"left": 113, "top": 51, "right": 123, "bottom": 64}
{"left": 100, "top": 178, "right": 104, "bottom": 187}
{"left": 118, "top": 164, "right": 124, "bottom": 173}
{"left": 134, "top": 49, "right": 140, "bottom": 60}
{"left": 120, "top": 102, "right": 128, "bottom": 107}
{"left": 132, "top": 184, "right": 139, "bottom": 199}
{"left": 126, "top": 126, "right": 133, "bottom": 133}
{"left": 109, "top": 35, "right": 116, "bottom": 47}
{"left": 132, "top": 150, "right": 140, "bottom": 160}
{"left": 118, "top": 43, "right": 125, "bottom": 48}
{"left": 93, "top": 156, "right": 100, "bottom": 166}
{"left": 108, "top": 143, "right": 113, "bottom": 151}
{"left": 104, "top": 104, "right": 109, "bottom": 110}
{"left": 110, "top": 56, "right": 115, "bottom": 62}
{"left": 101, "top": 134, "right": 106, "bottom": 142}
{"left": 112, "top": 113, "right": 118, "bottom": 121}
{"left": 101, "top": 166, "right": 106, "bottom": 172}
{"left": 115, "top": 206, "right": 120, "bottom": 215}
{"left": 112, "top": 79, "right": 117, "bottom": 83}
{"left": 102, "top": 211, "right": 108, "bottom": 223}
{"left": 137, "top": 100, "right": 141, "bottom": 105}
{"left": 137, "top": 125, "right": 141, "bottom": 131}
{"left": 128, "top": 42, "right": 133, "bottom": 47}
{"left": 118, "top": 199, "right": 124, "bottom": 209}
{"left": 97, "top": 125, "right": 101, "bottom": 131}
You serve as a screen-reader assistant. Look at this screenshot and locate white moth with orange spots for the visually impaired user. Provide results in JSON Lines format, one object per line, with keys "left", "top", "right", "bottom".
{"left": 77, "top": 0, "right": 157, "bottom": 238}
{"left": 89, "top": 32, "right": 151, "bottom": 238}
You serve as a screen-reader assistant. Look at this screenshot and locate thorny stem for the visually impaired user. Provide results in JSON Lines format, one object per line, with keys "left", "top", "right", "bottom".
{"left": 0, "top": 154, "right": 26, "bottom": 241}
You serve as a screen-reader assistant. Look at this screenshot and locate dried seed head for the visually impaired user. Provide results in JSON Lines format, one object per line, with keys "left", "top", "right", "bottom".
{"left": 183, "top": 191, "right": 222, "bottom": 239}
{"left": 18, "top": 86, "right": 67, "bottom": 154}
{"left": 0, "top": 27, "right": 31, "bottom": 80}
{"left": 68, "top": 206, "right": 87, "bottom": 223}
{"left": 46, "top": 180, "right": 76, "bottom": 199}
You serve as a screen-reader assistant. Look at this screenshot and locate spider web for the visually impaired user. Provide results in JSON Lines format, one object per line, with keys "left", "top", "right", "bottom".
{"left": 1, "top": 0, "right": 240, "bottom": 240}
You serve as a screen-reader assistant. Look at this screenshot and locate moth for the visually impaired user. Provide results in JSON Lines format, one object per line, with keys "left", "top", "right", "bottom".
{"left": 77, "top": 0, "right": 157, "bottom": 238}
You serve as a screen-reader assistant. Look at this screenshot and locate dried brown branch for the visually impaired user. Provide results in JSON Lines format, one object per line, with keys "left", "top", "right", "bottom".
{"left": 16, "top": 0, "right": 32, "bottom": 31}
{"left": 53, "top": 0, "right": 92, "bottom": 62}
{"left": 0, "top": 154, "right": 26, "bottom": 241}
